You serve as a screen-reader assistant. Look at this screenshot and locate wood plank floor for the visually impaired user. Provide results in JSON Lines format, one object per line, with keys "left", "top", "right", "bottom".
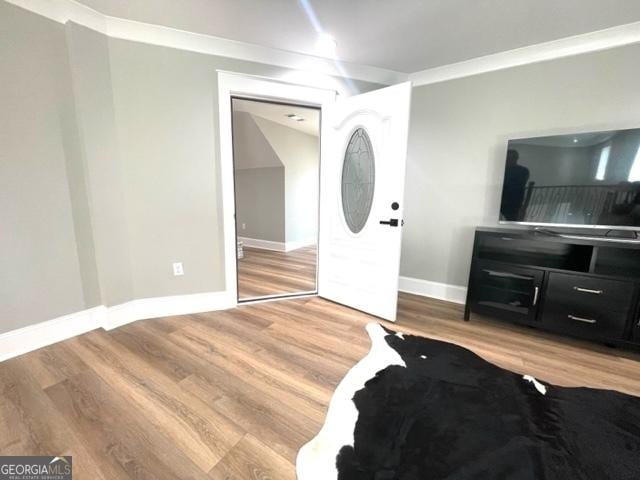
{"left": 237, "top": 245, "right": 317, "bottom": 300}
{"left": 2, "top": 293, "right": 640, "bottom": 479}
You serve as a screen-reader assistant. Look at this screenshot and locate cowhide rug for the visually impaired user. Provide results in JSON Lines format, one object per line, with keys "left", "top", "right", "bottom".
{"left": 297, "top": 323, "right": 640, "bottom": 480}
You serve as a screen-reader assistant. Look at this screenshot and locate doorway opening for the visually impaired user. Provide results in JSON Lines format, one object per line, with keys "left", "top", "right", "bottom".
{"left": 231, "top": 97, "right": 321, "bottom": 302}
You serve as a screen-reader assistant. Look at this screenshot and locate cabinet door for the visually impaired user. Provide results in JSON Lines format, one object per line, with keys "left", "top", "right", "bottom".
{"left": 543, "top": 272, "right": 634, "bottom": 340}
{"left": 470, "top": 261, "right": 544, "bottom": 324}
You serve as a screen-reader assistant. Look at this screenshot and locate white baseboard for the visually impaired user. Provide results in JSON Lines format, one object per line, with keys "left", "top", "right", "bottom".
{"left": 0, "top": 306, "right": 105, "bottom": 363}
{"left": 238, "top": 236, "right": 316, "bottom": 253}
{"left": 0, "top": 277, "right": 466, "bottom": 362}
{"left": 284, "top": 238, "right": 317, "bottom": 252}
{"left": 101, "top": 291, "right": 234, "bottom": 331}
{"left": 238, "top": 236, "right": 287, "bottom": 252}
{"left": 399, "top": 276, "right": 467, "bottom": 305}
{"left": 0, "top": 291, "right": 234, "bottom": 362}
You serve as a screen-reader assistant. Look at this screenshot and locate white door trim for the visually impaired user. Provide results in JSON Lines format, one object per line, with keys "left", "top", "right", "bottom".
{"left": 217, "top": 71, "right": 336, "bottom": 306}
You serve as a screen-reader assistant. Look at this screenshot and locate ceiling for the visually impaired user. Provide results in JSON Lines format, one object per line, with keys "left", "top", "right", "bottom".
{"left": 233, "top": 99, "right": 320, "bottom": 137}
{"left": 75, "top": 0, "right": 640, "bottom": 73}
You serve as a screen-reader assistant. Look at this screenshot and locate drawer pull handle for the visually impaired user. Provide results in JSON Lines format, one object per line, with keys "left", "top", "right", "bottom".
{"left": 573, "top": 287, "right": 603, "bottom": 295}
{"left": 482, "top": 269, "right": 533, "bottom": 281}
{"left": 533, "top": 286, "right": 539, "bottom": 306}
{"left": 568, "top": 314, "right": 597, "bottom": 324}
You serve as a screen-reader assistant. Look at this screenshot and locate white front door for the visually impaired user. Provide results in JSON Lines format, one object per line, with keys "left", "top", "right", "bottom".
{"left": 318, "top": 82, "right": 412, "bottom": 321}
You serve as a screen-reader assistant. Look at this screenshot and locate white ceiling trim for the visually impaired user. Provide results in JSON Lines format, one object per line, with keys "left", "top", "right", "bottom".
{"left": 7, "top": 0, "right": 640, "bottom": 89}
{"left": 5, "top": 0, "right": 407, "bottom": 86}
{"left": 410, "top": 20, "right": 640, "bottom": 87}
{"left": 7, "top": 0, "right": 106, "bottom": 30}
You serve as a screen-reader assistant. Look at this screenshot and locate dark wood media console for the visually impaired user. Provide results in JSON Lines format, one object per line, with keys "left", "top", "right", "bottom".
{"left": 465, "top": 227, "right": 640, "bottom": 348}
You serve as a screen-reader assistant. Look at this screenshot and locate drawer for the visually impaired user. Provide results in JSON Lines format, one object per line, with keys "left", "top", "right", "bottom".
{"left": 543, "top": 273, "right": 635, "bottom": 339}
{"left": 546, "top": 273, "right": 635, "bottom": 313}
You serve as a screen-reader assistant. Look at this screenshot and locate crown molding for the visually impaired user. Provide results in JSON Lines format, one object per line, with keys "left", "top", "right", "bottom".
{"left": 410, "top": 20, "right": 640, "bottom": 87}
{"left": 4, "top": 0, "right": 406, "bottom": 86}
{"left": 7, "top": 1, "right": 640, "bottom": 92}
{"left": 6, "top": 0, "right": 106, "bottom": 31}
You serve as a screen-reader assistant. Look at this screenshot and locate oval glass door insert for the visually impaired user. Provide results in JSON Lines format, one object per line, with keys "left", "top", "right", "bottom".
{"left": 341, "top": 128, "right": 375, "bottom": 234}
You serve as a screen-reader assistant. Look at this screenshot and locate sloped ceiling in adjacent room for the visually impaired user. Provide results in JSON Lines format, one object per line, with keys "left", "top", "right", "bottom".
{"left": 233, "top": 98, "right": 319, "bottom": 137}
{"left": 232, "top": 111, "right": 284, "bottom": 170}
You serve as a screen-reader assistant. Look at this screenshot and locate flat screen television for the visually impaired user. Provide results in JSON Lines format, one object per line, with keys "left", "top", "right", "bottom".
{"left": 499, "top": 127, "right": 640, "bottom": 230}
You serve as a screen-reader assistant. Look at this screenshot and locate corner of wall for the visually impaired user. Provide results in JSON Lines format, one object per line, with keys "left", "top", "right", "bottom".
{"left": 65, "top": 21, "right": 135, "bottom": 308}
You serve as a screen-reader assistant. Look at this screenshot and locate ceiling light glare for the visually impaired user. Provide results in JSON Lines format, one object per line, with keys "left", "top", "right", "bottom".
{"left": 315, "top": 32, "right": 337, "bottom": 58}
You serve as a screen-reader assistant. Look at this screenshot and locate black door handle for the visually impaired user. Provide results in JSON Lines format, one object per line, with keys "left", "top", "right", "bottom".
{"left": 380, "top": 218, "right": 399, "bottom": 227}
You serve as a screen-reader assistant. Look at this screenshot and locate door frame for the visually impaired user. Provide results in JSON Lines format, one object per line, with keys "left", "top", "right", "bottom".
{"left": 231, "top": 96, "right": 321, "bottom": 303}
{"left": 217, "top": 71, "right": 336, "bottom": 307}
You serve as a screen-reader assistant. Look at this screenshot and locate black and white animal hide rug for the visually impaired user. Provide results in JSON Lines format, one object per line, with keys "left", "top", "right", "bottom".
{"left": 297, "top": 324, "right": 640, "bottom": 480}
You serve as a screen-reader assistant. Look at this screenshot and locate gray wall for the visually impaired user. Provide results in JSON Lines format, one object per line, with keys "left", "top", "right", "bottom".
{"left": 62, "top": 24, "right": 103, "bottom": 309}
{"left": 402, "top": 43, "right": 640, "bottom": 288}
{"left": 107, "top": 39, "right": 228, "bottom": 299}
{"left": 0, "top": 3, "right": 86, "bottom": 333}
{"left": 232, "top": 111, "right": 286, "bottom": 243}
{"left": 235, "top": 167, "right": 286, "bottom": 242}
{"left": 66, "top": 23, "right": 133, "bottom": 307}
{"left": 232, "top": 111, "right": 319, "bottom": 246}
{"left": 232, "top": 111, "right": 283, "bottom": 170}
{"left": 252, "top": 116, "right": 320, "bottom": 245}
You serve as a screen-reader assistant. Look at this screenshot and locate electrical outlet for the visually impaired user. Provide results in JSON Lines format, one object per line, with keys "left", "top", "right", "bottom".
{"left": 172, "top": 262, "right": 184, "bottom": 276}
{"left": 241, "top": 223, "right": 246, "bottom": 230}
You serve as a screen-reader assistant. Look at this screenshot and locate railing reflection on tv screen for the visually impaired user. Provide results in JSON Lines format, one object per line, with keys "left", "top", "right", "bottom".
{"left": 518, "top": 182, "right": 640, "bottom": 226}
